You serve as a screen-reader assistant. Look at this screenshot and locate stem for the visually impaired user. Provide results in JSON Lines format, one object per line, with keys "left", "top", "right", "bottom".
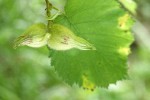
{"left": 45, "top": 0, "right": 53, "bottom": 31}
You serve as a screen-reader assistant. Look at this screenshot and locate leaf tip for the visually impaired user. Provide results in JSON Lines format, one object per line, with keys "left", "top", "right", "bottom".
{"left": 118, "top": 14, "right": 132, "bottom": 31}
{"left": 82, "top": 74, "right": 96, "bottom": 91}
{"left": 118, "top": 47, "right": 131, "bottom": 56}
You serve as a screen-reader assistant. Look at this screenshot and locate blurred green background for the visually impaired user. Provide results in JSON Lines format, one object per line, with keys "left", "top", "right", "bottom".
{"left": 0, "top": 0, "right": 150, "bottom": 100}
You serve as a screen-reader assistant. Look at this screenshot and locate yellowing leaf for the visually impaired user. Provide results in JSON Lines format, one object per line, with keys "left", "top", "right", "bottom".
{"left": 51, "top": 0, "right": 134, "bottom": 87}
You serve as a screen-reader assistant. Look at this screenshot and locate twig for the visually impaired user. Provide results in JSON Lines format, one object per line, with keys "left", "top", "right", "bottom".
{"left": 45, "top": 0, "right": 53, "bottom": 31}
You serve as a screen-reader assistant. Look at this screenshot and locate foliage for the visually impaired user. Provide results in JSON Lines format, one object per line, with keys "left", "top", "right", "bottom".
{"left": 52, "top": 0, "right": 133, "bottom": 88}
{"left": 0, "top": 0, "right": 150, "bottom": 100}
{"left": 12, "top": 0, "right": 134, "bottom": 88}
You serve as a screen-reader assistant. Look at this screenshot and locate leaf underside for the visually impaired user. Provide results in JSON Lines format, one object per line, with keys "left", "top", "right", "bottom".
{"left": 51, "top": 0, "right": 134, "bottom": 88}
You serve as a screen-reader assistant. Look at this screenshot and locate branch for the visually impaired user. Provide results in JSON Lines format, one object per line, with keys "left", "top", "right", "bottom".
{"left": 45, "top": 0, "right": 53, "bottom": 31}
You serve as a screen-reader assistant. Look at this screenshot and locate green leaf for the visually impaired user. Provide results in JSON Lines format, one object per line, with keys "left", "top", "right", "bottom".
{"left": 51, "top": 0, "right": 134, "bottom": 88}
